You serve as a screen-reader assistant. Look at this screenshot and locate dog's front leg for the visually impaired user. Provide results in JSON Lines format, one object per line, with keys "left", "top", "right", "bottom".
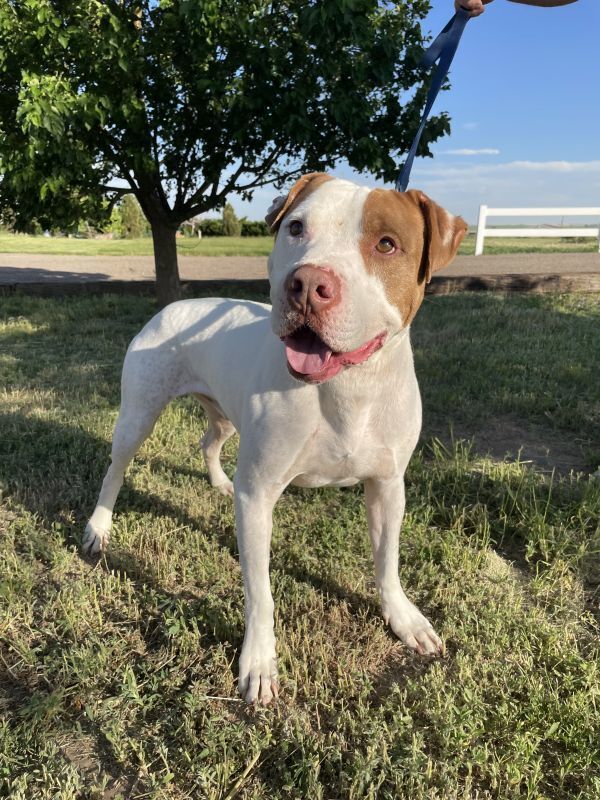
{"left": 234, "top": 478, "right": 281, "bottom": 705}
{"left": 364, "top": 476, "right": 443, "bottom": 656}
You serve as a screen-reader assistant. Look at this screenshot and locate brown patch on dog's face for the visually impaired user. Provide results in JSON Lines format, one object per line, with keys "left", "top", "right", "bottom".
{"left": 265, "top": 172, "right": 333, "bottom": 232}
{"left": 359, "top": 189, "right": 467, "bottom": 327}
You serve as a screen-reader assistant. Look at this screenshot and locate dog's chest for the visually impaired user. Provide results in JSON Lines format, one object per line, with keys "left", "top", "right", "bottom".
{"left": 288, "top": 413, "right": 399, "bottom": 488}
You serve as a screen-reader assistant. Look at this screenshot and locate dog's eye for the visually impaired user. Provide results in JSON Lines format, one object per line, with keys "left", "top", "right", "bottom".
{"left": 289, "top": 220, "right": 303, "bottom": 237}
{"left": 375, "top": 237, "right": 395, "bottom": 254}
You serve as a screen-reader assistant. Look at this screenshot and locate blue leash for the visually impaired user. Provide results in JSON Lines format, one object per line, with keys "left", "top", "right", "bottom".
{"left": 396, "top": 8, "right": 471, "bottom": 193}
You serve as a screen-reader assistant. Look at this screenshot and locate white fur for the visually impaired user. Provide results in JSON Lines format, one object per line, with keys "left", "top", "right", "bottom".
{"left": 84, "top": 177, "right": 443, "bottom": 705}
{"left": 269, "top": 178, "right": 404, "bottom": 343}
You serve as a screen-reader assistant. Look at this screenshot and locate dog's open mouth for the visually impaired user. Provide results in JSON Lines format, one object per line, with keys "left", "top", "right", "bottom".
{"left": 282, "top": 326, "right": 386, "bottom": 383}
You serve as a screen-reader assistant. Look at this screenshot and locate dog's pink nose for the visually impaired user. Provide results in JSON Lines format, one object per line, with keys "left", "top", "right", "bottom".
{"left": 286, "top": 265, "right": 341, "bottom": 316}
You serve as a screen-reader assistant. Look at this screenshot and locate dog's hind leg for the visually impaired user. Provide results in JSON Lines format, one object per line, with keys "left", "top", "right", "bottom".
{"left": 195, "top": 393, "right": 236, "bottom": 497}
{"left": 83, "top": 374, "right": 168, "bottom": 556}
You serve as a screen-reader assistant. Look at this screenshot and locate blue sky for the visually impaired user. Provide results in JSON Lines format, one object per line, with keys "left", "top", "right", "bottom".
{"left": 231, "top": 0, "right": 600, "bottom": 224}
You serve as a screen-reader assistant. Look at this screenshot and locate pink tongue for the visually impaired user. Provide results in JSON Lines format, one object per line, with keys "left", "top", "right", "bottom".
{"left": 284, "top": 330, "right": 332, "bottom": 375}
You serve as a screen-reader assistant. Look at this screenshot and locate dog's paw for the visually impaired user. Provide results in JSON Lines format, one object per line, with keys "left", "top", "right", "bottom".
{"left": 238, "top": 635, "right": 279, "bottom": 705}
{"left": 384, "top": 598, "right": 443, "bottom": 657}
{"left": 214, "top": 478, "right": 234, "bottom": 498}
{"left": 82, "top": 522, "right": 110, "bottom": 556}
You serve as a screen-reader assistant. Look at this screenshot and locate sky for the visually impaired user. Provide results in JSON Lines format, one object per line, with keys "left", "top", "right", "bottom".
{"left": 229, "top": 0, "right": 600, "bottom": 225}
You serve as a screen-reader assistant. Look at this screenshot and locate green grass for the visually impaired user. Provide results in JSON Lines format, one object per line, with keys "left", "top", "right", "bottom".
{"left": 0, "top": 233, "right": 274, "bottom": 257}
{"left": 0, "top": 231, "right": 597, "bottom": 257}
{"left": 0, "top": 291, "right": 599, "bottom": 799}
{"left": 460, "top": 235, "right": 599, "bottom": 256}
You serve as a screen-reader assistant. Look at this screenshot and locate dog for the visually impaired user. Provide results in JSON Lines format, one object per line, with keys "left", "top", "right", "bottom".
{"left": 83, "top": 173, "right": 467, "bottom": 705}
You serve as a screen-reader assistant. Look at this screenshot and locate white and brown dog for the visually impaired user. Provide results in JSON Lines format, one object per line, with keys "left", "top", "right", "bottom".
{"left": 84, "top": 173, "right": 467, "bottom": 705}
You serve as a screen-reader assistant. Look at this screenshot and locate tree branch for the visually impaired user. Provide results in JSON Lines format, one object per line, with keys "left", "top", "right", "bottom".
{"left": 98, "top": 133, "right": 141, "bottom": 194}
{"left": 103, "top": 187, "right": 129, "bottom": 215}
{"left": 180, "top": 164, "right": 303, "bottom": 222}
{"left": 174, "top": 143, "right": 289, "bottom": 223}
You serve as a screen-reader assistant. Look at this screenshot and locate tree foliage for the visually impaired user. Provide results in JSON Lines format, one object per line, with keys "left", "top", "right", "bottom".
{"left": 0, "top": 0, "right": 448, "bottom": 304}
{"left": 199, "top": 218, "right": 225, "bottom": 237}
{"left": 241, "top": 218, "right": 270, "bottom": 237}
{"left": 119, "top": 194, "right": 148, "bottom": 239}
{"left": 222, "top": 202, "right": 242, "bottom": 237}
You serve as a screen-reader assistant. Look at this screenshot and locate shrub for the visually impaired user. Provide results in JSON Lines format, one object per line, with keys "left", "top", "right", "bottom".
{"left": 199, "top": 218, "right": 225, "bottom": 236}
{"left": 241, "top": 219, "right": 270, "bottom": 237}
{"left": 22, "top": 219, "right": 43, "bottom": 236}
{"left": 198, "top": 216, "right": 270, "bottom": 237}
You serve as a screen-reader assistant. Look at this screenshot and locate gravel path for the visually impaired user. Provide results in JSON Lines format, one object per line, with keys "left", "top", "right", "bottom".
{"left": 0, "top": 251, "right": 599, "bottom": 284}
{"left": 0, "top": 254, "right": 267, "bottom": 283}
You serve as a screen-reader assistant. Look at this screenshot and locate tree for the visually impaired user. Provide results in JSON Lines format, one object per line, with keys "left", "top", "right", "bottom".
{"left": 0, "top": 0, "right": 448, "bottom": 306}
{"left": 222, "top": 203, "right": 242, "bottom": 237}
{"left": 107, "top": 195, "right": 147, "bottom": 239}
{"left": 120, "top": 194, "right": 148, "bottom": 239}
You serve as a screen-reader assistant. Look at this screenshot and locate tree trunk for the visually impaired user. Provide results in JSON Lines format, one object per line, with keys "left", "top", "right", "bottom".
{"left": 150, "top": 217, "right": 182, "bottom": 307}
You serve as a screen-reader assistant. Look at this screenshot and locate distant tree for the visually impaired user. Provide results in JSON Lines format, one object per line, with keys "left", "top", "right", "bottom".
{"left": 107, "top": 204, "right": 124, "bottom": 239}
{"left": 0, "top": 0, "right": 448, "bottom": 306}
{"left": 199, "top": 219, "right": 225, "bottom": 237}
{"left": 241, "top": 219, "right": 270, "bottom": 237}
{"left": 222, "top": 203, "right": 242, "bottom": 237}
{"left": 23, "top": 219, "right": 43, "bottom": 237}
{"left": 120, "top": 194, "right": 148, "bottom": 239}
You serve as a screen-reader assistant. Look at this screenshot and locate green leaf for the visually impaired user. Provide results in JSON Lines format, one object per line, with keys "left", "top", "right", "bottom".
{"left": 0, "top": 0, "right": 442, "bottom": 300}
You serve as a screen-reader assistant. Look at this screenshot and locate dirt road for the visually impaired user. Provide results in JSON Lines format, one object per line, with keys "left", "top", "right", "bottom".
{"left": 0, "top": 251, "right": 598, "bottom": 284}
{"left": 1, "top": 251, "right": 599, "bottom": 300}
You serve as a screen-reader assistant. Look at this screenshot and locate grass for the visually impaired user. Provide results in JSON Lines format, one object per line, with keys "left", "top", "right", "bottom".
{"left": 0, "top": 233, "right": 274, "bottom": 258}
{"left": 0, "top": 231, "right": 597, "bottom": 258}
{"left": 465, "top": 235, "right": 600, "bottom": 256}
{"left": 0, "top": 290, "right": 599, "bottom": 799}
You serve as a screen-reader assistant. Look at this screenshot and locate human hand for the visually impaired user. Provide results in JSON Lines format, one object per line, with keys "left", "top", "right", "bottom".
{"left": 454, "top": 0, "right": 494, "bottom": 16}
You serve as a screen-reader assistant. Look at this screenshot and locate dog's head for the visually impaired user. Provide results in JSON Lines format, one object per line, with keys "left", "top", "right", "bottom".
{"left": 267, "top": 173, "right": 467, "bottom": 384}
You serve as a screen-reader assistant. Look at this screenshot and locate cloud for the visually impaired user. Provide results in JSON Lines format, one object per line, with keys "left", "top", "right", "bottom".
{"left": 234, "top": 160, "right": 600, "bottom": 225}
{"left": 502, "top": 160, "right": 600, "bottom": 173}
{"left": 444, "top": 148, "right": 500, "bottom": 156}
{"left": 410, "top": 160, "right": 600, "bottom": 221}
{"left": 462, "top": 122, "right": 479, "bottom": 130}
{"left": 415, "top": 160, "right": 600, "bottom": 179}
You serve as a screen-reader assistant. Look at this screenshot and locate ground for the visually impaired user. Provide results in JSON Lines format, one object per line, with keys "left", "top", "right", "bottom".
{"left": 1, "top": 243, "right": 599, "bottom": 286}
{"left": 433, "top": 414, "right": 589, "bottom": 475}
{"left": 0, "top": 289, "right": 598, "bottom": 799}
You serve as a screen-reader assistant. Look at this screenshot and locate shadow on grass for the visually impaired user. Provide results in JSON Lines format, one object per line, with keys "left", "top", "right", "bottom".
{"left": 2, "top": 290, "right": 598, "bottom": 457}
{"left": 412, "top": 292, "right": 600, "bottom": 471}
{"left": 0, "top": 640, "right": 149, "bottom": 798}
{"left": 1, "top": 415, "right": 598, "bottom": 792}
{"left": 2, "top": 400, "right": 597, "bottom": 613}
{"left": 1, "top": 293, "right": 599, "bottom": 736}
{"left": 0, "top": 266, "right": 111, "bottom": 282}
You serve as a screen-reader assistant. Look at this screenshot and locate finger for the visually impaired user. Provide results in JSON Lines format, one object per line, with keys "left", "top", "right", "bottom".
{"left": 455, "top": 0, "right": 487, "bottom": 16}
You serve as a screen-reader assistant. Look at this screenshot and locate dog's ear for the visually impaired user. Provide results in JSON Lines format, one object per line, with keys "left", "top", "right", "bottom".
{"left": 405, "top": 190, "right": 467, "bottom": 283}
{"left": 265, "top": 195, "right": 287, "bottom": 231}
{"left": 265, "top": 172, "right": 331, "bottom": 232}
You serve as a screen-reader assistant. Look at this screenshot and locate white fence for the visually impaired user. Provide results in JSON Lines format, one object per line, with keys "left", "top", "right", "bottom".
{"left": 474, "top": 206, "right": 600, "bottom": 256}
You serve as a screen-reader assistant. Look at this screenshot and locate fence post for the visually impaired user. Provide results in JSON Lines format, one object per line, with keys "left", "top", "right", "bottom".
{"left": 475, "top": 205, "right": 487, "bottom": 256}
